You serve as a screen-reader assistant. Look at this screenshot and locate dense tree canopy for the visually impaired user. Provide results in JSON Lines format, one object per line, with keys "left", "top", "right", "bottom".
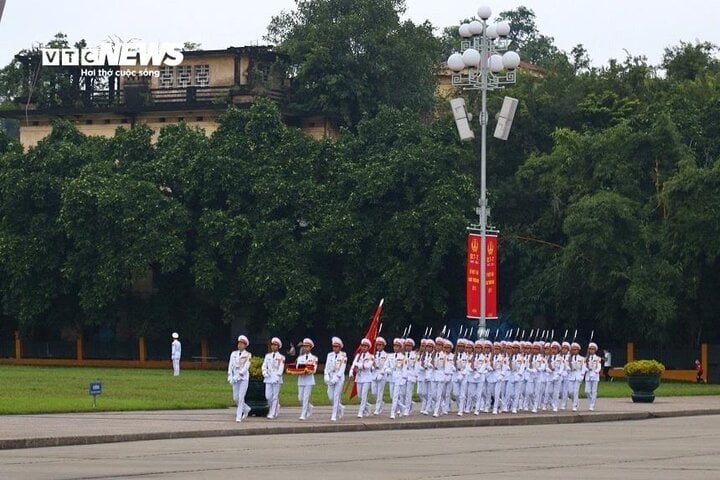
{"left": 265, "top": 0, "right": 442, "bottom": 127}
{"left": 1, "top": 3, "right": 720, "bottom": 348}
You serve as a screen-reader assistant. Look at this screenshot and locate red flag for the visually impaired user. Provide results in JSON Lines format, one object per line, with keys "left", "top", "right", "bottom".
{"left": 345, "top": 298, "right": 384, "bottom": 399}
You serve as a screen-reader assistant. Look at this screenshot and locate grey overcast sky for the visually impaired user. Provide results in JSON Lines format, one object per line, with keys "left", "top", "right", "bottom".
{"left": 1, "top": 0, "right": 719, "bottom": 68}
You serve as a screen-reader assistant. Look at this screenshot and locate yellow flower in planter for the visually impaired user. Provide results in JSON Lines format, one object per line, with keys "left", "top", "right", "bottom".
{"left": 249, "top": 356, "right": 264, "bottom": 381}
{"left": 623, "top": 359, "right": 665, "bottom": 376}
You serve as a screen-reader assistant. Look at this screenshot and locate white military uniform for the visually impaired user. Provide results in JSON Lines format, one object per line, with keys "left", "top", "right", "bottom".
{"left": 261, "top": 349, "right": 285, "bottom": 419}
{"left": 548, "top": 347, "right": 565, "bottom": 411}
{"left": 402, "top": 344, "right": 418, "bottom": 416}
{"left": 325, "top": 346, "right": 347, "bottom": 421}
{"left": 171, "top": 334, "right": 181, "bottom": 376}
{"left": 228, "top": 347, "right": 252, "bottom": 422}
{"left": 568, "top": 347, "right": 586, "bottom": 411}
{"left": 350, "top": 347, "right": 374, "bottom": 417}
{"left": 385, "top": 343, "right": 406, "bottom": 419}
{"left": 585, "top": 348, "right": 602, "bottom": 410}
{"left": 296, "top": 347, "right": 318, "bottom": 420}
{"left": 371, "top": 348, "right": 388, "bottom": 415}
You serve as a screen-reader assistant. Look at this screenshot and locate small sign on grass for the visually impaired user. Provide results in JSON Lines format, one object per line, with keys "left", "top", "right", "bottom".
{"left": 89, "top": 381, "right": 102, "bottom": 407}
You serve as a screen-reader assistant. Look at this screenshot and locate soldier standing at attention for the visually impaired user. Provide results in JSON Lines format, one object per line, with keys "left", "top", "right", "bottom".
{"left": 261, "top": 337, "right": 285, "bottom": 419}
{"left": 228, "top": 335, "right": 252, "bottom": 422}
{"left": 296, "top": 338, "right": 318, "bottom": 420}
{"left": 171, "top": 332, "right": 181, "bottom": 376}
{"left": 325, "top": 337, "right": 347, "bottom": 421}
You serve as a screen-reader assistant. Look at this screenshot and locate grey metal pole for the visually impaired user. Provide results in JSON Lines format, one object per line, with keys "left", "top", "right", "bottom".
{"left": 478, "top": 20, "right": 490, "bottom": 334}
{"left": 479, "top": 19, "right": 489, "bottom": 330}
{"left": 0, "top": 0, "right": 6, "bottom": 23}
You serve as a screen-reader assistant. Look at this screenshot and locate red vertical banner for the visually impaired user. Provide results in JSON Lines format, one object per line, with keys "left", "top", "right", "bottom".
{"left": 466, "top": 232, "right": 498, "bottom": 319}
{"left": 485, "top": 234, "right": 498, "bottom": 319}
{"left": 466, "top": 233, "right": 481, "bottom": 318}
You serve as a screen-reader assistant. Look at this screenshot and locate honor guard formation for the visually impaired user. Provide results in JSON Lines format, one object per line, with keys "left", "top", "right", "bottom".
{"left": 228, "top": 333, "right": 603, "bottom": 422}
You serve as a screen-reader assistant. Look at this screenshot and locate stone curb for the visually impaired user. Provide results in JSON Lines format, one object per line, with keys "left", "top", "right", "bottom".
{"left": 4, "top": 408, "right": 720, "bottom": 450}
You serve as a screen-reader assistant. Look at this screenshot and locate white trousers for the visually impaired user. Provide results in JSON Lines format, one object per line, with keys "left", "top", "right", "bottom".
{"left": 298, "top": 385, "right": 313, "bottom": 418}
{"left": 265, "top": 383, "right": 281, "bottom": 418}
{"left": 326, "top": 380, "right": 344, "bottom": 419}
{"left": 232, "top": 379, "right": 249, "bottom": 421}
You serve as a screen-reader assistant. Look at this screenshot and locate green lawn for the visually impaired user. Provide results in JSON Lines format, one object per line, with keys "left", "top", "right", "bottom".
{"left": 0, "top": 365, "right": 718, "bottom": 415}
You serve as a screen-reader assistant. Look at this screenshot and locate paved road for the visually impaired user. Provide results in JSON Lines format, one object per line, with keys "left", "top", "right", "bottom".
{"left": 3, "top": 395, "right": 720, "bottom": 450}
{"left": 1, "top": 415, "right": 719, "bottom": 480}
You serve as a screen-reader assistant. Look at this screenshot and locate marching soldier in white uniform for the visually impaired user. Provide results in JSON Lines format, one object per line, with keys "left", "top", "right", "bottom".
{"left": 522, "top": 343, "right": 537, "bottom": 412}
{"left": 261, "top": 337, "right": 285, "bottom": 419}
{"left": 401, "top": 338, "right": 418, "bottom": 416}
{"left": 584, "top": 342, "right": 602, "bottom": 411}
{"left": 431, "top": 337, "right": 448, "bottom": 417}
{"left": 559, "top": 341, "right": 571, "bottom": 409}
{"left": 371, "top": 337, "right": 388, "bottom": 415}
{"left": 507, "top": 342, "right": 525, "bottom": 413}
{"left": 324, "top": 337, "right": 347, "bottom": 421}
{"left": 419, "top": 339, "right": 434, "bottom": 414}
{"left": 296, "top": 338, "right": 318, "bottom": 420}
{"left": 350, "top": 338, "right": 374, "bottom": 417}
{"left": 440, "top": 339, "right": 456, "bottom": 415}
{"left": 489, "top": 342, "right": 507, "bottom": 415}
{"left": 385, "top": 338, "right": 407, "bottom": 419}
{"left": 568, "top": 342, "right": 586, "bottom": 411}
{"left": 547, "top": 341, "right": 564, "bottom": 412}
{"left": 228, "top": 335, "right": 252, "bottom": 422}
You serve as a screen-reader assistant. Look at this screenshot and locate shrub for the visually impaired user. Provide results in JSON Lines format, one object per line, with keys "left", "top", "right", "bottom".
{"left": 623, "top": 359, "right": 666, "bottom": 376}
{"left": 249, "top": 356, "right": 264, "bottom": 380}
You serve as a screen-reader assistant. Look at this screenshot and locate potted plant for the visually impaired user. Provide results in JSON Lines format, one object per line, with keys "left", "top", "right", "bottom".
{"left": 624, "top": 359, "right": 665, "bottom": 403}
{"left": 245, "top": 356, "right": 269, "bottom": 416}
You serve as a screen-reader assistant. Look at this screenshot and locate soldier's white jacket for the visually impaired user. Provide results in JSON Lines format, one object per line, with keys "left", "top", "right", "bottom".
{"left": 228, "top": 349, "right": 251, "bottom": 383}
{"left": 431, "top": 350, "right": 448, "bottom": 382}
{"left": 296, "top": 352, "right": 318, "bottom": 386}
{"left": 324, "top": 351, "right": 347, "bottom": 385}
{"left": 548, "top": 353, "right": 564, "bottom": 381}
{"left": 372, "top": 350, "right": 388, "bottom": 381}
{"left": 385, "top": 351, "right": 407, "bottom": 384}
{"left": 568, "top": 354, "right": 587, "bottom": 381}
{"left": 262, "top": 351, "right": 285, "bottom": 384}
{"left": 585, "top": 353, "right": 602, "bottom": 382}
{"left": 403, "top": 350, "right": 419, "bottom": 382}
{"left": 351, "top": 351, "right": 375, "bottom": 383}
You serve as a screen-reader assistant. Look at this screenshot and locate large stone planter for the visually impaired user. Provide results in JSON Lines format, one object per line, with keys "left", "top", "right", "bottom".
{"left": 245, "top": 379, "right": 269, "bottom": 416}
{"left": 627, "top": 374, "right": 661, "bottom": 403}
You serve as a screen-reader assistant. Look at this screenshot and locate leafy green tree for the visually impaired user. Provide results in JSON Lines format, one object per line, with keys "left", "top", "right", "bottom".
{"left": 266, "top": 0, "right": 442, "bottom": 127}
{"left": 0, "top": 121, "right": 94, "bottom": 331}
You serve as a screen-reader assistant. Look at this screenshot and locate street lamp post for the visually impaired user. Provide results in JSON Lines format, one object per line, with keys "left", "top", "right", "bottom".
{"left": 447, "top": 6, "right": 520, "bottom": 333}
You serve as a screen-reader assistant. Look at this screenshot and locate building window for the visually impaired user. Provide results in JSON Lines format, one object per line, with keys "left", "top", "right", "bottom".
{"left": 104, "top": 119, "right": 111, "bottom": 124}
{"left": 195, "top": 116, "right": 203, "bottom": 122}
{"left": 159, "top": 66, "right": 174, "bottom": 88}
{"left": 176, "top": 65, "right": 192, "bottom": 88}
{"left": 159, "top": 117, "right": 166, "bottom": 123}
{"left": 194, "top": 64, "right": 210, "bottom": 87}
{"left": 85, "top": 119, "right": 93, "bottom": 125}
